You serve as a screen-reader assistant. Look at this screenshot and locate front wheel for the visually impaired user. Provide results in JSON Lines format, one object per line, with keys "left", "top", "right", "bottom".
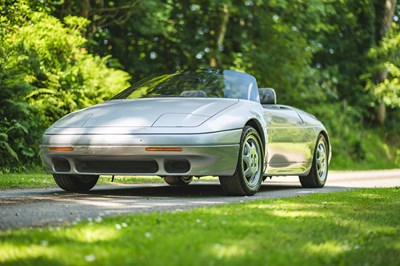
{"left": 299, "top": 134, "right": 329, "bottom": 188}
{"left": 53, "top": 174, "right": 99, "bottom": 192}
{"left": 219, "top": 126, "right": 264, "bottom": 196}
{"left": 164, "top": 176, "right": 193, "bottom": 186}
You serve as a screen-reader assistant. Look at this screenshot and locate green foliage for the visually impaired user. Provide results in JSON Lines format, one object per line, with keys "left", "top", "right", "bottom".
{"left": 0, "top": 188, "right": 399, "bottom": 265}
{"left": 306, "top": 102, "right": 400, "bottom": 170}
{"left": 50, "top": 0, "right": 376, "bottom": 108}
{"left": 0, "top": 1, "right": 44, "bottom": 171}
{"left": 7, "top": 12, "right": 130, "bottom": 125}
{"left": 50, "top": 0, "right": 399, "bottom": 112}
{"left": 311, "top": 103, "right": 369, "bottom": 169}
{"left": 365, "top": 21, "right": 400, "bottom": 109}
{"left": 307, "top": 103, "right": 365, "bottom": 164}
{"left": 0, "top": 1, "right": 131, "bottom": 172}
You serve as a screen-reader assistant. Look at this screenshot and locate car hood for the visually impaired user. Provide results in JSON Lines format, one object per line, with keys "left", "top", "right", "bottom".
{"left": 50, "top": 98, "right": 239, "bottom": 129}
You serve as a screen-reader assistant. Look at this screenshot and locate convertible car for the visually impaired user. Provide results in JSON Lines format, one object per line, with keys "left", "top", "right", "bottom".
{"left": 40, "top": 69, "right": 331, "bottom": 196}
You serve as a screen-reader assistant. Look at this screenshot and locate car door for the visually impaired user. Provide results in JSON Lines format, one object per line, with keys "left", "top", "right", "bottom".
{"left": 263, "top": 105, "right": 310, "bottom": 175}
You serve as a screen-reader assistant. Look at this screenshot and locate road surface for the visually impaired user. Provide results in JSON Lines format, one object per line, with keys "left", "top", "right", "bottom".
{"left": 1, "top": 169, "right": 399, "bottom": 230}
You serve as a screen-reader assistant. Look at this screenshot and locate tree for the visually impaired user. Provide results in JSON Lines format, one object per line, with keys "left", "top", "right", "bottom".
{"left": 50, "top": 0, "right": 329, "bottom": 106}
{"left": 370, "top": 0, "right": 398, "bottom": 124}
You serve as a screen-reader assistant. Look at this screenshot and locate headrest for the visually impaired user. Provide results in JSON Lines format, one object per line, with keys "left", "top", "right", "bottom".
{"left": 180, "top": 90, "right": 207, "bottom": 97}
{"left": 259, "top": 88, "right": 277, "bottom": 104}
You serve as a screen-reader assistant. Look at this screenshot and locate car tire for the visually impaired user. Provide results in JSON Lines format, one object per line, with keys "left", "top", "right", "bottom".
{"left": 53, "top": 174, "right": 99, "bottom": 192}
{"left": 219, "top": 126, "right": 264, "bottom": 196}
{"left": 299, "top": 134, "right": 329, "bottom": 188}
{"left": 164, "top": 176, "right": 193, "bottom": 186}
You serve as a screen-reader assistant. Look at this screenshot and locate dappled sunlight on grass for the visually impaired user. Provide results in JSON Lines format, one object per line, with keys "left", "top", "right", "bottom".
{"left": 356, "top": 192, "right": 388, "bottom": 200}
{"left": 247, "top": 201, "right": 306, "bottom": 209}
{"left": 365, "top": 226, "right": 399, "bottom": 237}
{"left": 207, "top": 241, "right": 250, "bottom": 260}
{"left": 247, "top": 201, "right": 327, "bottom": 218}
{"left": 0, "top": 173, "right": 54, "bottom": 189}
{"left": 0, "top": 243, "right": 61, "bottom": 264}
{"left": 67, "top": 226, "right": 122, "bottom": 243}
{"left": 0, "top": 223, "right": 125, "bottom": 265}
{"left": 271, "top": 209, "right": 324, "bottom": 218}
{"left": 305, "top": 241, "right": 352, "bottom": 257}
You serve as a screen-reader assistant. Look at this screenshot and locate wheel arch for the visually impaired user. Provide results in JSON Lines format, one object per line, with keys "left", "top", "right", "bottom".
{"left": 301, "top": 129, "right": 331, "bottom": 177}
{"left": 245, "top": 119, "right": 266, "bottom": 148}
{"left": 319, "top": 130, "right": 331, "bottom": 163}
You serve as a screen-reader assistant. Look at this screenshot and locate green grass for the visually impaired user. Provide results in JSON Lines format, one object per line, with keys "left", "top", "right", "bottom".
{"left": 1, "top": 188, "right": 399, "bottom": 266}
{"left": 0, "top": 174, "right": 218, "bottom": 190}
{"left": 0, "top": 174, "right": 164, "bottom": 190}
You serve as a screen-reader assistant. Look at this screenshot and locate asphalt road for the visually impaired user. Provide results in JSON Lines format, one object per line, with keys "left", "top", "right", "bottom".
{"left": 1, "top": 169, "right": 399, "bottom": 231}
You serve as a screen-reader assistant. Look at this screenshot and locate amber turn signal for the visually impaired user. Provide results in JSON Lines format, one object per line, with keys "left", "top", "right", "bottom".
{"left": 48, "top": 147, "right": 74, "bottom": 151}
{"left": 145, "top": 147, "right": 183, "bottom": 152}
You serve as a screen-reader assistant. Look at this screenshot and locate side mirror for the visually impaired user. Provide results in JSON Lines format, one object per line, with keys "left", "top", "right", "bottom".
{"left": 259, "top": 88, "right": 277, "bottom": 104}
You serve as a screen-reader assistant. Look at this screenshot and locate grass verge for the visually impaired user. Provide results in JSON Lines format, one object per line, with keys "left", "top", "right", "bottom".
{"left": 1, "top": 187, "right": 399, "bottom": 266}
{"left": 0, "top": 174, "right": 164, "bottom": 190}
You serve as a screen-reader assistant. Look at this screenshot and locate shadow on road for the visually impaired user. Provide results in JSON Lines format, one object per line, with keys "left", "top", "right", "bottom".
{"left": 65, "top": 182, "right": 303, "bottom": 198}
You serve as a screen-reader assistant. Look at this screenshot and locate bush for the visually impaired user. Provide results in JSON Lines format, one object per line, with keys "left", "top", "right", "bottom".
{"left": 0, "top": 1, "right": 131, "bottom": 172}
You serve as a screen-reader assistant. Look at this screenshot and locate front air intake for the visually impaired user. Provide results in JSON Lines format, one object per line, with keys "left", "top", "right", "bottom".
{"left": 164, "top": 159, "right": 190, "bottom": 173}
{"left": 75, "top": 160, "right": 159, "bottom": 174}
{"left": 52, "top": 157, "right": 71, "bottom": 172}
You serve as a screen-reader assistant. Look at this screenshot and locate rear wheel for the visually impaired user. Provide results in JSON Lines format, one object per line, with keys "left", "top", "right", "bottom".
{"left": 164, "top": 176, "right": 193, "bottom": 186}
{"left": 299, "top": 134, "right": 328, "bottom": 188}
{"left": 53, "top": 174, "right": 99, "bottom": 192}
{"left": 219, "top": 126, "right": 264, "bottom": 196}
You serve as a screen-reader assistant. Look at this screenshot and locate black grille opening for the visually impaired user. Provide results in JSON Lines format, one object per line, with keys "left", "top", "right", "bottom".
{"left": 52, "top": 157, "right": 71, "bottom": 172}
{"left": 164, "top": 159, "right": 190, "bottom": 173}
{"left": 75, "top": 160, "right": 159, "bottom": 174}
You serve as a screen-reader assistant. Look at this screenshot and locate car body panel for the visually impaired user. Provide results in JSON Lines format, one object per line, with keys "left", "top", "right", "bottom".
{"left": 262, "top": 104, "right": 325, "bottom": 175}
{"left": 40, "top": 144, "right": 240, "bottom": 176}
{"left": 52, "top": 98, "right": 239, "bottom": 129}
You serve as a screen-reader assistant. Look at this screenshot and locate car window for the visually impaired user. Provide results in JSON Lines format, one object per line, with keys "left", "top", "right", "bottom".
{"left": 110, "top": 69, "right": 260, "bottom": 102}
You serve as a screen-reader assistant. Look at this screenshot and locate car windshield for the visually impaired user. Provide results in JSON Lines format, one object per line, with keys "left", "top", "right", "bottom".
{"left": 110, "top": 69, "right": 260, "bottom": 102}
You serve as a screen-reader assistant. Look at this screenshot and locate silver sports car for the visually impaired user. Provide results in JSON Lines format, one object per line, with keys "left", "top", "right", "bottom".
{"left": 40, "top": 69, "right": 331, "bottom": 196}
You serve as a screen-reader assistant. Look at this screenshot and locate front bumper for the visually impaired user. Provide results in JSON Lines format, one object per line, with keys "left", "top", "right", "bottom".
{"left": 40, "top": 130, "right": 241, "bottom": 176}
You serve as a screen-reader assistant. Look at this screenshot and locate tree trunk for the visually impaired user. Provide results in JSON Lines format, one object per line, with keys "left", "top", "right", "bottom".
{"left": 209, "top": 4, "right": 229, "bottom": 68}
{"left": 80, "top": 0, "right": 91, "bottom": 19}
{"left": 376, "top": 0, "right": 397, "bottom": 125}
